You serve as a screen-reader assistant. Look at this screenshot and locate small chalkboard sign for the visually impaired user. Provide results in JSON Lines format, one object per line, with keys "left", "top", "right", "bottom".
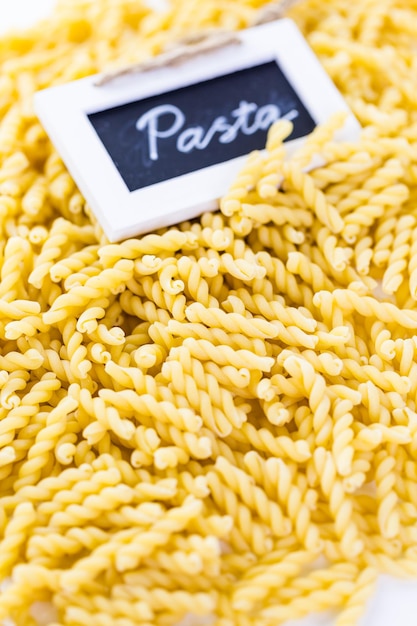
{"left": 34, "top": 19, "right": 360, "bottom": 242}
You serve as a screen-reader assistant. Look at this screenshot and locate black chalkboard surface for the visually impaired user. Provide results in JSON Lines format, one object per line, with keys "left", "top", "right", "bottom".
{"left": 88, "top": 61, "right": 316, "bottom": 192}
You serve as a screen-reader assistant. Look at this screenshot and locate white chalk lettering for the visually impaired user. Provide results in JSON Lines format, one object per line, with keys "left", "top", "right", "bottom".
{"left": 136, "top": 104, "right": 185, "bottom": 161}
{"left": 176, "top": 126, "right": 204, "bottom": 153}
{"left": 136, "top": 101, "right": 299, "bottom": 161}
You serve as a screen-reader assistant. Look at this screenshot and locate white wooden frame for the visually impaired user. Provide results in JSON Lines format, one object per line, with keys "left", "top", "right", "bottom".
{"left": 34, "top": 18, "right": 360, "bottom": 242}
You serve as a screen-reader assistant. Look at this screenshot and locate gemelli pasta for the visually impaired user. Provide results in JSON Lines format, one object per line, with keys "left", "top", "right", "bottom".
{"left": 1, "top": 0, "right": 417, "bottom": 624}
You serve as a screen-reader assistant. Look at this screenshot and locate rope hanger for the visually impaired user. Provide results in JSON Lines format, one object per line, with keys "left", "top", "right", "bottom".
{"left": 95, "top": 0, "right": 302, "bottom": 86}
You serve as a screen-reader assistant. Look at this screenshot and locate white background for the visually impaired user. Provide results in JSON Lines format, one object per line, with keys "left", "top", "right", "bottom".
{"left": 0, "top": 0, "right": 416, "bottom": 623}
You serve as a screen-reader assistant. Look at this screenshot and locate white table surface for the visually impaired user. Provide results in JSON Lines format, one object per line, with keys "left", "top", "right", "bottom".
{"left": 0, "top": 0, "right": 416, "bottom": 624}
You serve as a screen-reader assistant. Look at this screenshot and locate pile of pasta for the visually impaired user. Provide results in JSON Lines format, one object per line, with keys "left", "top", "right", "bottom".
{"left": 1, "top": 0, "right": 417, "bottom": 624}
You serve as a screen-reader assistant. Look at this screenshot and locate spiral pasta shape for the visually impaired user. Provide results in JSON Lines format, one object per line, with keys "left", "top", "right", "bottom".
{"left": 0, "top": 1, "right": 417, "bottom": 625}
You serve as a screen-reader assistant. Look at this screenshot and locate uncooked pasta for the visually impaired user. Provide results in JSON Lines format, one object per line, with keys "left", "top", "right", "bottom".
{"left": 1, "top": 0, "right": 417, "bottom": 625}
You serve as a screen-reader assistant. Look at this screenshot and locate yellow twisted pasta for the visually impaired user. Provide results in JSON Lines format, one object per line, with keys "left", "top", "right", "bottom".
{"left": 13, "top": 395, "right": 78, "bottom": 489}
{"left": 62, "top": 496, "right": 203, "bottom": 589}
{"left": 312, "top": 448, "right": 363, "bottom": 558}
{"left": 256, "top": 119, "right": 293, "bottom": 198}
{"left": 272, "top": 561, "right": 358, "bottom": 602}
{"left": 292, "top": 111, "right": 348, "bottom": 170}
{"left": 112, "top": 585, "right": 216, "bottom": 616}
{"left": 161, "top": 359, "right": 245, "bottom": 435}
{"left": 43, "top": 259, "right": 134, "bottom": 324}
{"left": 311, "top": 151, "right": 375, "bottom": 191}
{"left": 232, "top": 422, "right": 311, "bottom": 463}
{"left": 286, "top": 250, "right": 335, "bottom": 292}
{"left": 98, "top": 231, "right": 197, "bottom": 267}
{"left": 232, "top": 549, "right": 315, "bottom": 612}
{"left": 185, "top": 301, "right": 278, "bottom": 339}
{"left": 27, "top": 526, "right": 109, "bottom": 567}
{"left": 282, "top": 162, "right": 344, "bottom": 233}
{"left": 316, "top": 226, "right": 352, "bottom": 272}
{"left": 0, "top": 236, "right": 32, "bottom": 301}
{"left": 228, "top": 288, "right": 316, "bottom": 332}
{"left": 331, "top": 398, "right": 355, "bottom": 477}
{"left": 342, "top": 183, "right": 409, "bottom": 243}
{"left": 0, "top": 373, "right": 61, "bottom": 449}
{"left": 63, "top": 606, "right": 151, "bottom": 626}
{"left": 255, "top": 250, "right": 315, "bottom": 307}
{"left": 205, "top": 470, "right": 272, "bottom": 556}
{"left": 282, "top": 354, "right": 332, "bottom": 445}
{"left": 375, "top": 451, "right": 400, "bottom": 540}
{"left": 0, "top": 0, "right": 417, "bottom": 623}
{"left": 0, "top": 502, "right": 36, "bottom": 578}
{"left": 314, "top": 288, "right": 417, "bottom": 328}
{"left": 260, "top": 577, "right": 356, "bottom": 622}
{"left": 381, "top": 214, "right": 415, "bottom": 294}
{"left": 98, "top": 387, "right": 201, "bottom": 434}
{"left": 174, "top": 337, "right": 274, "bottom": 371}
{"left": 407, "top": 223, "right": 417, "bottom": 299}
{"left": 167, "top": 319, "right": 271, "bottom": 353}
{"left": 213, "top": 456, "right": 290, "bottom": 537}
{"left": 334, "top": 568, "right": 378, "bottom": 626}
{"left": 220, "top": 150, "right": 265, "bottom": 217}
{"left": 49, "top": 245, "right": 100, "bottom": 282}
{"left": 244, "top": 452, "right": 322, "bottom": 552}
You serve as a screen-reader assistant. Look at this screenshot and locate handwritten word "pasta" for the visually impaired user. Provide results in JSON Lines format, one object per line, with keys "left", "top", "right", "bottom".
{"left": 136, "top": 100, "right": 299, "bottom": 161}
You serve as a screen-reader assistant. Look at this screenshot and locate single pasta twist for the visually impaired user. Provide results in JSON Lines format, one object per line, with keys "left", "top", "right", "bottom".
{"left": 0, "top": 373, "right": 60, "bottom": 449}
{"left": 26, "top": 526, "right": 109, "bottom": 566}
{"left": 311, "top": 151, "right": 375, "bottom": 190}
{"left": 0, "top": 236, "right": 32, "bottom": 301}
{"left": 161, "top": 359, "right": 245, "bottom": 435}
{"left": 185, "top": 301, "right": 278, "bottom": 339}
{"left": 256, "top": 119, "right": 293, "bottom": 198}
{"left": 43, "top": 259, "right": 134, "bottom": 324}
{"left": 14, "top": 395, "right": 78, "bottom": 489}
{"left": 226, "top": 289, "right": 316, "bottom": 332}
{"left": 176, "top": 255, "right": 219, "bottom": 307}
{"left": 334, "top": 567, "right": 378, "bottom": 626}
{"left": 381, "top": 214, "right": 415, "bottom": 294}
{"left": 28, "top": 222, "right": 72, "bottom": 289}
{"left": 282, "top": 162, "right": 344, "bottom": 233}
{"left": 213, "top": 456, "right": 290, "bottom": 537}
{"left": 220, "top": 150, "right": 265, "bottom": 216}
{"left": 232, "top": 422, "right": 311, "bottom": 463}
{"left": 49, "top": 245, "right": 100, "bottom": 283}
{"left": 0, "top": 502, "right": 36, "bottom": 577}
{"left": 314, "top": 288, "right": 417, "bottom": 328}
{"left": 286, "top": 250, "right": 334, "bottom": 292}
{"left": 375, "top": 451, "right": 400, "bottom": 539}
{"left": 112, "top": 585, "right": 215, "bottom": 616}
{"left": 342, "top": 184, "right": 409, "bottom": 243}
{"left": 292, "top": 111, "right": 347, "bottom": 170}
{"left": 407, "top": 224, "right": 417, "bottom": 299}
{"left": 282, "top": 355, "right": 332, "bottom": 445}
{"left": 272, "top": 562, "right": 358, "bottom": 602}
{"left": 98, "top": 231, "right": 197, "bottom": 267}
{"left": 232, "top": 549, "right": 314, "bottom": 612}
{"left": 176, "top": 337, "right": 274, "bottom": 371}
{"left": 312, "top": 448, "right": 363, "bottom": 557}
{"left": 205, "top": 470, "right": 272, "bottom": 556}
{"left": 62, "top": 606, "right": 152, "bottom": 626}
{"left": 98, "top": 387, "right": 201, "bottom": 433}
{"left": 260, "top": 577, "right": 356, "bottom": 622}
{"left": 255, "top": 250, "right": 315, "bottom": 307}
{"left": 244, "top": 452, "right": 322, "bottom": 552}
{"left": 167, "top": 320, "right": 273, "bottom": 353}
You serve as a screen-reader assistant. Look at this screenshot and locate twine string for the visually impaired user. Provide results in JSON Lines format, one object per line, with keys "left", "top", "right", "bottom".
{"left": 95, "top": 0, "right": 302, "bottom": 87}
